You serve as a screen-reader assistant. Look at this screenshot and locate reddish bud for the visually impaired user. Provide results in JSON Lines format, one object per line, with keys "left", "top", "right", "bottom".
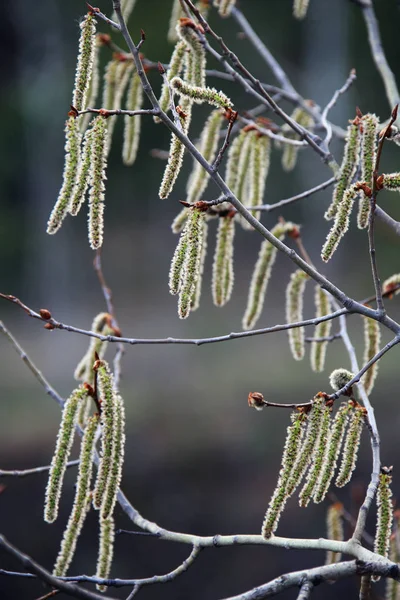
{"left": 39, "top": 308, "right": 52, "bottom": 320}
{"left": 44, "top": 323, "right": 55, "bottom": 330}
{"left": 248, "top": 392, "right": 266, "bottom": 411}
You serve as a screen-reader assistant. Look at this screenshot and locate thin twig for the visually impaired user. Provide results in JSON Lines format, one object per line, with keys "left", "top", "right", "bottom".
{"left": 78, "top": 107, "right": 155, "bottom": 117}
{"left": 252, "top": 177, "right": 336, "bottom": 212}
{"left": 0, "top": 460, "right": 79, "bottom": 478}
{"left": 321, "top": 69, "right": 357, "bottom": 145}
{"left": 212, "top": 111, "right": 238, "bottom": 171}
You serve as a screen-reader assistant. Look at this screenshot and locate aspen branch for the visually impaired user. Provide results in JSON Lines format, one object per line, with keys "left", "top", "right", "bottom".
{"left": 0, "top": 460, "right": 80, "bottom": 478}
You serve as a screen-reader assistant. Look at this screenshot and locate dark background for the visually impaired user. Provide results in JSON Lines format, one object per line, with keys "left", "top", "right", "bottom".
{"left": 1, "top": 1, "right": 400, "bottom": 598}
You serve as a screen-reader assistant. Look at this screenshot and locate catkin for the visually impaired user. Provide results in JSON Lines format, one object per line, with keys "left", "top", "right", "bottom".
{"left": 321, "top": 183, "right": 360, "bottom": 262}
{"left": 101, "top": 394, "right": 126, "bottom": 520}
{"left": 281, "top": 106, "right": 314, "bottom": 172}
{"left": 96, "top": 516, "right": 115, "bottom": 592}
{"left": 243, "top": 222, "right": 297, "bottom": 330}
{"left": 361, "top": 316, "right": 381, "bottom": 395}
{"left": 191, "top": 221, "right": 208, "bottom": 312}
{"left": 53, "top": 413, "right": 99, "bottom": 576}
{"left": 218, "top": 0, "right": 237, "bottom": 17}
{"left": 293, "top": 0, "right": 310, "bottom": 20}
{"left": 172, "top": 207, "right": 190, "bottom": 234}
{"left": 225, "top": 129, "right": 250, "bottom": 193}
{"left": 325, "top": 121, "right": 361, "bottom": 220}
{"left": 44, "top": 386, "right": 87, "bottom": 523}
{"left": 169, "top": 225, "right": 189, "bottom": 295}
{"left": 374, "top": 469, "right": 393, "bottom": 561}
{"left": 88, "top": 115, "right": 108, "bottom": 250}
{"left": 93, "top": 361, "right": 117, "bottom": 510}
{"left": 314, "top": 403, "right": 350, "bottom": 503}
{"left": 80, "top": 34, "right": 101, "bottom": 133}
{"left": 286, "top": 396, "right": 325, "bottom": 497}
{"left": 47, "top": 117, "right": 81, "bottom": 234}
{"left": 358, "top": 113, "right": 379, "bottom": 229}
{"left": 212, "top": 215, "right": 235, "bottom": 307}
{"left": 68, "top": 126, "right": 93, "bottom": 216}
{"left": 385, "top": 535, "right": 400, "bottom": 600}
{"left": 186, "top": 110, "right": 224, "bottom": 204}
{"left": 122, "top": 72, "right": 143, "bottom": 166}
{"left": 102, "top": 59, "right": 134, "bottom": 151}
{"left": 382, "top": 172, "right": 400, "bottom": 191}
{"left": 335, "top": 405, "right": 365, "bottom": 488}
{"left": 171, "top": 77, "right": 233, "bottom": 110}
{"left": 382, "top": 273, "right": 400, "bottom": 297}
{"left": 325, "top": 503, "right": 344, "bottom": 565}
{"left": 285, "top": 269, "right": 309, "bottom": 361}
{"left": 176, "top": 19, "right": 206, "bottom": 88}
{"left": 310, "top": 287, "right": 332, "bottom": 372}
{"left": 298, "top": 400, "right": 331, "bottom": 507}
{"left": 241, "top": 133, "right": 271, "bottom": 229}
{"left": 178, "top": 208, "right": 206, "bottom": 319}
{"left": 72, "top": 13, "right": 97, "bottom": 113}
{"left": 155, "top": 41, "right": 187, "bottom": 122}
{"left": 262, "top": 412, "right": 305, "bottom": 538}
{"left": 74, "top": 312, "right": 113, "bottom": 385}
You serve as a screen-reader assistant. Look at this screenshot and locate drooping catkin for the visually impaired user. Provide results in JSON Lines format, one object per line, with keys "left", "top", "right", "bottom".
{"left": 102, "top": 59, "right": 134, "bottom": 151}
{"left": 72, "top": 13, "right": 97, "bottom": 113}
{"left": 88, "top": 115, "right": 108, "bottom": 250}
{"left": 262, "top": 412, "right": 306, "bottom": 539}
{"left": 159, "top": 97, "right": 193, "bottom": 199}
{"left": 171, "top": 77, "right": 233, "bottom": 110}
{"left": 74, "top": 313, "right": 113, "bottom": 385}
{"left": 53, "top": 413, "right": 99, "bottom": 576}
{"left": 155, "top": 40, "right": 187, "bottom": 123}
{"left": 361, "top": 317, "right": 381, "bottom": 395}
{"left": 172, "top": 207, "right": 190, "bottom": 234}
{"left": 285, "top": 270, "right": 309, "bottom": 361}
{"left": 122, "top": 72, "right": 143, "bottom": 166}
{"left": 286, "top": 396, "right": 325, "bottom": 497}
{"left": 382, "top": 172, "right": 400, "bottom": 191}
{"left": 374, "top": 468, "right": 394, "bottom": 561}
{"left": 225, "top": 129, "right": 250, "bottom": 193}
{"left": 310, "top": 287, "right": 332, "bottom": 372}
{"left": 325, "top": 121, "right": 361, "bottom": 220}
{"left": 68, "top": 126, "right": 93, "bottom": 216}
{"left": 80, "top": 34, "right": 101, "bottom": 133}
{"left": 96, "top": 516, "right": 115, "bottom": 592}
{"left": 358, "top": 113, "right": 379, "bottom": 229}
{"left": 218, "top": 0, "right": 237, "bottom": 17}
{"left": 293, "top": 0, "right": 310, "bottom": 19}
{"left": 385, "top": 535, "right": 400, "bottom": 600}
{"left": 47, "top": 117, "right": 81, "bottom": 234}
{"left": 92, "top": 361, "right": 117, "bottom": 510}
{"left": 321, "top": 183, "right": 360, "bottom": 262}
{"left": 191, "top": 221, "right": 208, "bottom": 312}
{"left": 176, "top": 18, "right": 206, "bottom": 88}
{"left": 169, "top": 225, "right": 189, "bottom": 296}
{"left": 325, "top": 503, "right": 344, "bottom": 565}
{"left": 314, "top": 403, "right": 350, "bottom": 503}
{"left": 243, "top": 132, "right": 271, "bottom": 228}
{"left": 186, "top": 110, "right": 224, "bottom": 204}
{"left": 101, "top": 394, "right": 126, "bottom": 520}
{"left": 335, "top": 405, "right": 365, "bottom": 488}
{"left": 178, "top": 208, "right": 207, "bottom": 319}
{"left": 281, "top": 106, "right": 314, "bottom": 172}
{"left": 298, "top": 399, "right": 331, "bottom": 507}
{"left": 44, "top": 386, "right": 87, "bottom": 524}
{"left": 168, "top": 0, "right": 184, "bottom": 43}
{"left": 212, "top": 215, "right": 235, "bottom": 307}
{"left": 243, "top": 222, "right": 297, "bottom": 330}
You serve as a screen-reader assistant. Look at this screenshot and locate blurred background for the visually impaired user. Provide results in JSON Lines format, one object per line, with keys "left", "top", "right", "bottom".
{"left": 1, "top": 0, "right": 400, "bottom": 598}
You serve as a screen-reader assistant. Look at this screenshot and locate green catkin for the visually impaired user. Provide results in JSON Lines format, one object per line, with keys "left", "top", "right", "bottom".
{"left": 47, "top": 117, "right": 81, "bottom": 234}
{"left": 169, "top": 225, "right": 189, "bottom": 295}
{"left": 53, "top": 414, "right": 99, "bottom": 576}
{"left": 383, "top": 172, "right": 400, "bottom": 191}
{"left": 329, "top": 368, "right": 354, "bottom": 392}
{"left": 285, "top": 270, "right": 309, "bottom": 361}
{"left": 73, "top": 13, "right": 97, "bottom": 113}
{"left": 191, "top": 221, "right": 208, "bottom": 312}
{"left": 286, "top": 396, "right": 325, "bottom": 497}
{"left": 44, "top": 386, "right": 87, "bottom": 523}
{"left": 358, "top": 113, "right": 379, "bottom": 229}
{"left": 325, "top": 121, "right": 361, "bottom": 220}
{"left": 171, "top": 77, "right": 233, "bottom": 110}
{"left": 382, "top": 273, "right": 400, "bottom": 296}
{"left": 176, "top": 19, "right": 206, "bottom": 88}
{"left": 321, "top": 183, "right": 359, "bottom": 262}
{"left": 96, "top": 516, "right": 115, "bottom": 592}
{"left": 262, "top": 412, "right": 305, "bottom": 538}
{"left": 186, "top": 110, "right": 224, "bottom": 204}
{"left": 74, "top": 312, "right": 112, "bottom": 385}
{"left": 168, "top": 0, "right": 184, "bottom": 43}
{"left": 242, "top": 222, "right": 297, "bottom": 330}
{"left": 68, "top": 127, "right": 93, "bottom": 216}
{"left": 172, "top": 207, "right": 190, "bottom": 234}
{"left": 80, "top": 34, "right": 101, "bottom": 133}
{"left": 314, "top": 403, "right": 350, "bottom": 503}
{"left": 385, "top": 536, "right": 399, "bottom": 600}
{"left": 122, "top": 72, "right": 143, "bottom": 166}
{"left": 212, "top": 215, "right": 235, "bottom": 307}
{"left": 218, "top": 0, "right": 237, "bottom": 17}
{"left": 102, "top": 59, "right": 134, "bottom": 151}
{"left": 281, "top": 107, "right": 314, "bottom": 172}
{"left": 93, "top": 362, "right": 117, "bottom": 510}
{"left": 374, "top": 469, "right": 393, "bottom": 561}
{"left": 155, "top": 41, "right": 187, "bottom": 123}
{"left": 362, "top": 317, "right": 381, "bottom": 395}
{"left": 88, "top": 115, "right": 108, "bottom": 250}
{"left": 245, "top": 133, "right": 271, "bottom": 226}
{"left": 293, "top": 0, "right": 310, "bottom": 19}
{"left": 225, "top": 129, "right": 249, "bottom": 193}
{"left": 178, "top": 209, "right": 206, "bottom": 319}
{"left": 310, "top": 287, "right": 332, "bottom": 372}
{"left": 101, "top": 395, "right": 126, "bottom": 520}
{"left": 335, "top": 406, "right": 365, "bottom": 488}
{"left": 325, "top": 503, "right": 344, "bottom": 565}
{"left": 159, "top": 96, "right": 193, "bottom": 199}
{"left": 298, "top": 401, "right": 331, "bottom": 507}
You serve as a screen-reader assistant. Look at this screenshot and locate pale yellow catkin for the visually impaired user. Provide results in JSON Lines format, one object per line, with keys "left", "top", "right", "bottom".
{"left": 310, "top": 287, "right": 332, "bottom": 372}
{"left": 293, "top": 0, "right": 310, "bottom": 19}
{"left": 122, "top": 72, "right": 143, "bottom": 166}
{"left": 212, "top": 216, "right": 235, "bottom": 307}
{"left": 178, "top": 208, "right": 206, "bottom": 319}
{"left": 285, "top": 270, "right": 309, "bottom": 361}
{"left": 191, "top": 221, "right": 208, "bottom": 312}
{"left": 88, "top": 115, "right": 108, "bottom": 250}
{"left": 96, "top": 516, "right": 115, "bottom": 592}
{"left": 361, "top": 316, "right": 381, "bottom": 395}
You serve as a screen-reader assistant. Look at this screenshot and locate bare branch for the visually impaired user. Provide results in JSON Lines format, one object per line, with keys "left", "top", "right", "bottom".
{"left": 0, "top": 460, "right": 79, "bottom": 478}
{"left": 321, "top": 69, "right": 357, "bottom": 145}
{"left": 252, "top": 177, "right": 336, "bottom": 212}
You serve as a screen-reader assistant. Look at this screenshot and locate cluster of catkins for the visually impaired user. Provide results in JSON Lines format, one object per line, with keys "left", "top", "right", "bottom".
{"left": 44, "top": 313, "right": 125, "bottom": 592}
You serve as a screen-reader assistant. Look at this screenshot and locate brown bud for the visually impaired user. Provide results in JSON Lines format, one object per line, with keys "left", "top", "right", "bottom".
{"left": 39, "top": 308, "right": 52, "bottom": 320}
{"left": 44, "top": 323, "right": 55, "bottom": 330}
{"left": 248, "top": 392, "right": 266, "bottom": 411}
